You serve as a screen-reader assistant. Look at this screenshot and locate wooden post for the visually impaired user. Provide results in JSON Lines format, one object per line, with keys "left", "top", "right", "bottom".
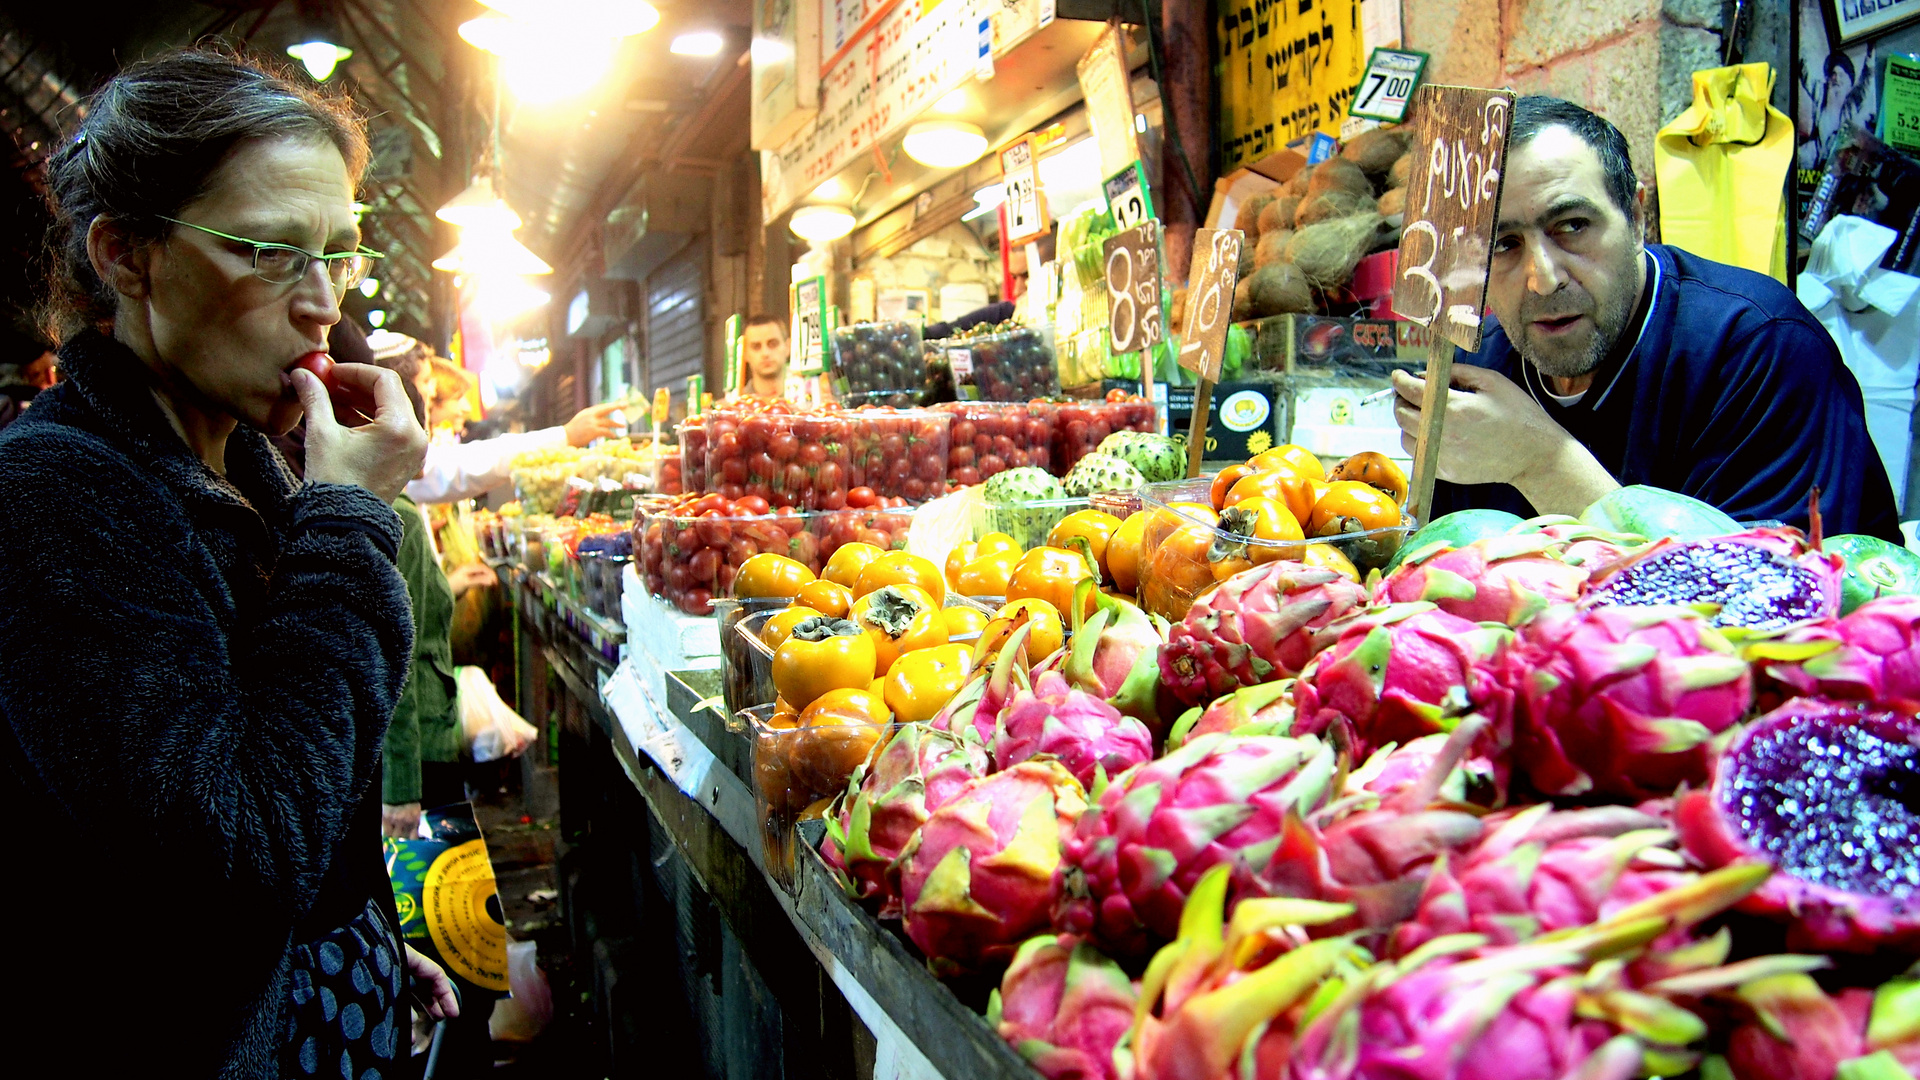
{"left": 1185, "top": 380, "right": 1213, "bottom": 479}
{"left": 1406, "top": 334, "right": 1454, "bottom": 523}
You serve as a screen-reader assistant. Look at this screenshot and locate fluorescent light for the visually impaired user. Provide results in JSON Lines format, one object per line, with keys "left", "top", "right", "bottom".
{"left": 671, "top": 31, "right": 724, "bottom": 56}
{"left": 479, "top": 0, "right": 659, "bottom": 37}
{"left": 460, "top": 2, "right": 658, "bottom": 102}
{"left": 902, "top": 121, "right": 987, "bottom": 170}
{"left": 366, "top": 309, "right": 387, "bottom": 328}
{"left": 961, "top": 184, "right": 1004, "bottom": 222}
{"left": 287, "top": 41, "right": 352, "bottom": 81}
{"left": 789, "top": 205, "right": 855, "bottom": 243}
{"left": 359, "top": 278, "right": 380, "bottom": 298}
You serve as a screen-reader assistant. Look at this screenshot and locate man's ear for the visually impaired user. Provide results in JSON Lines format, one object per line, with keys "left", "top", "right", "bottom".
{"left": 85, "top": 216, "right": 152, "bottom": 301}
{"left": 1632, "top": 181, "right": 1650, "bottom": 244}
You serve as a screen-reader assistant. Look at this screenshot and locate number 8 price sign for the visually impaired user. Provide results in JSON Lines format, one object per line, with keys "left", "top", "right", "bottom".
{"left": 1175, "top": 227, "right": 1246, "bottom": 478}
{"left": 1390, "top": 84, "right": 1516, "bottom": 523}
{"left": 1101, "top": 221, "right": 1165, "bottom": 400}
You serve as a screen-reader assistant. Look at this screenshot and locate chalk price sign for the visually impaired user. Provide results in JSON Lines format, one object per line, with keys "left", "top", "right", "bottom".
{"left": 1101, "top": 221, "right": 1164, "bottom": 357}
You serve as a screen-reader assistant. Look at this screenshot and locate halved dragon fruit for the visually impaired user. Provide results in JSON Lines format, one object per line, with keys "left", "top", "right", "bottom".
{"left": 1674, "top": 697, "right": 1920, "bottom": 953}
{"left": 1582, "top": 527, "right": 1842, "bottom": 633}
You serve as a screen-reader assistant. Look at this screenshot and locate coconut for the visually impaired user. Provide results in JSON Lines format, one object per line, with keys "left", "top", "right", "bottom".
{"left": 1295, "top": 189, "right": 1373, "bottom": 228}
{"left": 1387, "top": 154, "right": 1412, "bottom": 190}
{"left": 1285, "top": 213, "right": 1385, "bottom": 288}
{"left": 1377, "top": 187, "right": 1407, "bottom": 217}
{"left": 1235, "top": 192, "right": 1275, "bottom": 236}
{"left": 1253, "top": 228, "right": 1294, "bottom": 268}
{"left": 1341, "top": 128, "right": 1408, "bottom": 178}
{"left": 1285, "top": 164, "right": 1315, "bottom": 197}
{"left": 1236, "top": 241, "right": 1256, "bottom": 280}
{"left": 1304, "top": 156, "right": 1371, "bottom": 201}
{"left": 1256, "top": 197, "right": 1291, "bottom": 236}
{"left": 1246, "top": 262, "right": 1313, "bottom": 316}
{"left": 1232, "top": 278, "right": 1254, "bottom": 321}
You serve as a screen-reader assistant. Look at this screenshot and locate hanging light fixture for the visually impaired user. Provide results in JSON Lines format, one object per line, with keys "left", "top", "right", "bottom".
{"left": 433, "top": 230, "right": 554, "bottom": 276}
{"left": 902, "top": 121, "right": 987, "bottom": 169}
{"left": 460, "top": 1, "right": 659, "bottom": 103}
{"left": 435, "top": 175, "right": 523, "bottom": 231}
{"left": 358, "top": 278, "right": 381, "bottom": 298}
{"left": 365, "top": 309, "right": 387, "bottom": 328}
{"left": 789, "top": 205, "right": 856, "bottom": 243}
{"left": 287, "top": 41, "right": 352, "bottom": 81}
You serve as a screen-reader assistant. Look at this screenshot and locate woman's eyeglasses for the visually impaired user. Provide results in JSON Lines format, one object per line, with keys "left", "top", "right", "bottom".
{"left": 159, "top": 216, "right": 385, "bottom": 296}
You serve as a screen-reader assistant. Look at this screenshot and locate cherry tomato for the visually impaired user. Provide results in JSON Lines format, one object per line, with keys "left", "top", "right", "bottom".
{"left": 1328, "top": 451, "right": 1409, "bottom": 506}
{"left": 1248, "top": 444, "right": 1326, "bottom": 481}
{"left": 822, "top": 541, "right": 885, "bottom": 589}
{"left": 882, "top": 644, "right": 973, "bottom": 724}
{"left": 978, "top": 597, "right": 1066, "bottom": 668}
{"left": 694, "top": 510, "right": 732, "bottom": 548}
{"left": 793, "top": 579, "right": 854, "bottom": 619}
{"left": 761, "top": 605, "right": 824, "bottom": 650}
{"left": 732, "top": 552, "right": 816, "bottom": 599}
{"left": 855, "top": 550, "right": 946, "bottom": 605}
{"left": 847, "top": 486, "right": 879, "bottom": 508}
{"left": 1047, "top": 510, "right": 1124, "bottom": 582}
{"left": 733, "top": 495, "right": 771, "bottom": 516}
{"left": 770, "top": 616, "right": 876, "bottom": 711}
{"left": 293, "top": 352, "right": 379, "bottom": 424}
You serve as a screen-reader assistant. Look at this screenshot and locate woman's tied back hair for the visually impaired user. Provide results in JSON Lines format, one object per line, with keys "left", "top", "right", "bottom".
{"left": 42, "top": 46, "right": 369, "bottom": 336}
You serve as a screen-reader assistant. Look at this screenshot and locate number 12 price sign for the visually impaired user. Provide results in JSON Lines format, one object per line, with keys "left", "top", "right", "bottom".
{"left": 1349, "top": 48, "right": 1429, "bottom": 124}
{"left": 1103, "top": 161, "right": 1154, "bottom": 232}
{"left": 1000, "top": 135, "right": 1050, "bottom": 246}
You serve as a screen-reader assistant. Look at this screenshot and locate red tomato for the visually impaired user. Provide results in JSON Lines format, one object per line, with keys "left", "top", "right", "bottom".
{"left": 293, "top": 352, "right": 378, "bottom": 423}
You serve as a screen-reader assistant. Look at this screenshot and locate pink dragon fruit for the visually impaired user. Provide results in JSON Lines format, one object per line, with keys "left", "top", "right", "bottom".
{"left": 1518, "top": 515, "right": 1646, "bottom": 572}
{"left": 1674, "top": 697, "right": 1920, "bottom": 953}
{"left": 1290, "top": 602, "right": 1516, "bottom": 758}
{"left": 1759, "top": 594, "right": 1920, "bottom": 705}
{"left": 993, "top": 669, "right": 1154, "bottom": 788}
{"left": 1164, "top": 679, "right": 1296, "bottom": 751}
{"left": 1723, "top": 968, "right": 1920, "bottom": 1080}
{"left": 824, "top": 724, "right": 990, "bottom": 913}
{"left": 1582, "top": 526, "right": 1843, "bottom": 633}
{"left": 1159, "top": 561, "right": 1369, "bottom": 708}
{"left": 988, "top": 934, "right": 1139, "bottom": 1080}
{"left": 1510, "top": 603, "right": 1752, "bottom": 800}
{"left": 897, "top": 759, "right": 1088, "bottom": 974}
{"left": 1036, "top": 583, "right": 1173, "bottom": 739}
{"left": 1385, "top": 802, "right": 1698, "bottom": 959}
{"left": 1052, "top": 732, "right": 1341, "bottom": 956}
{"left": 1372, "top": 532, "right": 1593, "bottom": 626}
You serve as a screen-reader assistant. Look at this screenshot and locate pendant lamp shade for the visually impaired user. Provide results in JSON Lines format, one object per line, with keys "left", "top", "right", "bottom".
{"left": 432, "top": 230, "right": 554, "bottom": 276}
{"left": 437, "top": 176, "right": 524, "bottom": 231}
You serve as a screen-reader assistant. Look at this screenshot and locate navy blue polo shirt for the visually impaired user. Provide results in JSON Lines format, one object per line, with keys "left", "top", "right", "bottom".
{"left": 1429, "top": 243, "right": 1902, "bottom": 542}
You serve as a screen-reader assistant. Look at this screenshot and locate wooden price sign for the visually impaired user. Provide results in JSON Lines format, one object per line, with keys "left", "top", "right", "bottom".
{"left": 1101, "top": 220, "right": 1164, "bottom": 401}
{"left": 1175, "top": 227, "right": 1245, "bottom": 478}
{"left": 1391, "top": 85, "right": 1515, "bottom": 523}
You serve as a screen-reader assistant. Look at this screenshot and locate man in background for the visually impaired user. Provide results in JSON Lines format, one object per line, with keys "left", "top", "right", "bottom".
{"left": 736, "top": 313, "right": 789, "bottom": 401}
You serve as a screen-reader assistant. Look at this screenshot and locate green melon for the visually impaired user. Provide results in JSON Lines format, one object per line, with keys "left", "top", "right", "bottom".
{"left": 1383, "top": 509, "right": 1527, "bottom": 572}
{"left": 1578, "top": 486, "right": 1740, "bottom": 542}
{"left": 1823, "top": 534, "right": 1920, "bottom": 614}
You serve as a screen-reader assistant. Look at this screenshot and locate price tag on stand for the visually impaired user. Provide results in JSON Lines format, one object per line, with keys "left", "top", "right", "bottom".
{"left": 1884, "top": 55, "right": 1920, "bottom": 154}
{"left": 1174, "top": 227, "right": 1245, "bottom": 478}
{"left": 1103, "top": 161, "right": 1154, "bottom": 232}
{"left": 1349, "top": 48, "right": 1430, "bottom": 123}
{"left": 1101, "top": 220, "right": 1165, "bottom": 402}
{"left": 1391, "top": 85, "right": 1516, "bottom": 523}
{"left": 790, "top": 276, "right": 827, "bottom": 375}
{"left": 1000, "top": 135, "right": 1050, "bottom": 245}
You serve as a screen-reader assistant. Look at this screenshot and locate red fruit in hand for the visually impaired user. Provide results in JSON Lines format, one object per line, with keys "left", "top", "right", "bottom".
{"left": 293, "top": 352, "right": 377, "bottom": 423}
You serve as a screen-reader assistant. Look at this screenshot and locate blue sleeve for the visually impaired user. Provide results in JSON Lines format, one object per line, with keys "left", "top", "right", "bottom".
{"left": 1679, "top": 318, "right": 1901, "bottom": 541}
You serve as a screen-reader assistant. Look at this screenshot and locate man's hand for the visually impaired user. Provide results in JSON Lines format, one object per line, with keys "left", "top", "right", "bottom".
{"left": 565, "top": 402, "right": 625, "bottom": 447}
{"left": 382, "top": 802, "right": 423, "bottom": 838}
{"left": 447, "top": 562, "right": 498, "bottom": 597}
{"left": 296, "top": 364, "right": 429, "bottom": 502}
{"left": 404, "top": 944, "right": 461, "bottom": 1021}
{"left": 1391, "top": 366, "right": 1618, "bottom": 516}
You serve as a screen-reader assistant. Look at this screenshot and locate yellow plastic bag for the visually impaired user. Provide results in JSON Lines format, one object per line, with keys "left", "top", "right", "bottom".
{"left": 1654, "top": 62, "right": 1794, "bottom": 282}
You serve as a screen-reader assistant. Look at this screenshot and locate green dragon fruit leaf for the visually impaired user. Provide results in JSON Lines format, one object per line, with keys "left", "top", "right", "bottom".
{"left": 916, "top": 846, "right": 993, "bottom": 918}
{"left": 1869, "top": 970, "right": 1920, "bottom": 1050}
{"left": 1837, "top": 1051, "right": 1919, "bottom": 1080}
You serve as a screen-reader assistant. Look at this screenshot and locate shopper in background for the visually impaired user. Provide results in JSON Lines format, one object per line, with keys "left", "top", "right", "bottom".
{"left": 0, "top": 48, "right": 454, "bottom": 1078}
{"left": 0, "top": 324, "right": 56, "bottom": 430}
{"left": 376, "top": 328, "right": 625, "bottom": 503}
{"left": 736, "top": 311, "right": 790, "bottom": 401}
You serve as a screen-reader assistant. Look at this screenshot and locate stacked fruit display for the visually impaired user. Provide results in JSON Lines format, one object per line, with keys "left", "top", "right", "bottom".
{"left": 933, "top": 400, "right": 1058, "bottom": 484}
{"left": 1053, "top": 392, "right": 1158, "bottom": 475}
{"left": 703, "top": 401, "right": 854, "bottom": 511}
{"left": 926, "top": 322, "right": 1060, "bottom": 402}
{"left": 833, "top": 321, "right": 924, "bottom": 406}
{"left": 508, "top": 442, "right": 653, "bottom": 514}
{"left": 755, "top": 475, "right": 1920, "bottom": 1080}
{"left": 844, "top": 408, "right": 951, "bottom": 501}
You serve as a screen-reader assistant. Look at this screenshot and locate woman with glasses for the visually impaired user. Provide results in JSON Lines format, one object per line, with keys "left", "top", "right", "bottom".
{"left": 0, "top": 49, "right": 454, "bottom": 1078}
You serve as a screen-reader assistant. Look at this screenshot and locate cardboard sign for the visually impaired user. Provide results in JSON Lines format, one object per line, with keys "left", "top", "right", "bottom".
{"left": 1101, "top": 221, "right": 1164, "bottom": 357}
{"left": 1000, "top": 135, "right": 1049, "bottom": 244}
{"left": 1349, "top": 48, "right": 1429, "bottom": 123}
{"left": 790, "top": 276, "right": 828, "bottom": 374}
{"left": 1177, "top": 228, "right": 1244, "bottom": 383}
{"left": 1103, "top": 161, "right": 1154, "bottom": 232}
{"left": 1391, "top": 85, "right": 1515, "bottom": 352}
{"left": 1076, "top": 21, "right": 1140, "bottom": 179}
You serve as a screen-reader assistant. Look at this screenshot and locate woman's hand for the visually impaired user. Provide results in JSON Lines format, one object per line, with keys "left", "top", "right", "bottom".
{"left": 447, "top": 562, "right": 498, "bottom": 597}
{"left": 295, "top": 364, "right": 429, "bottom": 502}
{"left": 381, "top": 802, "right": 422, "bottom": 838}
{"left": 404, "top": 944, "right": 461, "bottom": 1021}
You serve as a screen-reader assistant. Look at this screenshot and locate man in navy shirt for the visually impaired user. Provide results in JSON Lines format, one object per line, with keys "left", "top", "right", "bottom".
{"left": 1390, "top": 96, "right": 1901, "bottom": 542}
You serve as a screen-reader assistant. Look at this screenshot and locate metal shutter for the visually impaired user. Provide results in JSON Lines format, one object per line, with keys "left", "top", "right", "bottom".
{"left": 646, "top": 247, "right": 705, "bottom": 407}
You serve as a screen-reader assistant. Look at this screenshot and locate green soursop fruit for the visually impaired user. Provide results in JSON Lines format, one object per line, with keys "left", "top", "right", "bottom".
{"left": 981, "top": 466, "right": 1070, "bottom": 550}
{"left": 1096, "top": 431, "right": 1184, "bottom": 483}
{"left": 1062, "top": 453, "right": 1147, "bottom": 498}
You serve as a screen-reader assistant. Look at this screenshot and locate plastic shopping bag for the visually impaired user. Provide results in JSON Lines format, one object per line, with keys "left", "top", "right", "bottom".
{"left": 456, "top": 665, "right": 537, "bottom": 763}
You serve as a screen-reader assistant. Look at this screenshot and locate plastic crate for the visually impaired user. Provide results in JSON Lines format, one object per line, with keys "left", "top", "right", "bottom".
{"left": 832, "top": 321, "right": 924, "bottom": 406}
{"left": 741, "top": 704, "right": 901, "bottom": 889}
{"left": 1052, "top": 399, "right": 1158, "bottom": 474}
{"left": 843, "top": 408, "right": 951, "bottom": 501}
{"left": 930, "top": 400, "right": 1056, "bottom": 483}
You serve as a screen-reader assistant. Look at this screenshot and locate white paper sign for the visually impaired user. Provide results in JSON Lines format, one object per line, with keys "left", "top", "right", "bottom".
{"left": 1000, "top": 137, "right": 1047, "bottom": 243}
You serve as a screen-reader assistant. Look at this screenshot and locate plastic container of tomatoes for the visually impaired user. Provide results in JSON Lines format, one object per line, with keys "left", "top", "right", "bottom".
{"left": 1132, "top": 478, "right": 1414, "bottom": 621}
{"left": 635, "top": 499, "right": 820, "bottom": 616}
{"left": 703, "top": 406, "right": 854, "bottom": 511}
{"left": 741, "top": 703, "right": 904, "bottom": 888}
{"left": 843, "top": 407, "right": 951, "bottom": 502}
{"left": 832, "top": 321, "right": 925, "bottom": 407}
{"left": 812, "top": 500, "right": 921, "bottom": 565}
{"left": 930, "top": 400, "right": 1056, "bottom": 484}
{"left": 1052, "top": 398, "right": 1159, "bottom": 476}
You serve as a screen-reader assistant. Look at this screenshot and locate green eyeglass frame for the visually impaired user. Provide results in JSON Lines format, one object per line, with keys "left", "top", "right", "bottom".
{"left": 160, "top": 216, "right": 385, "bottom": 296}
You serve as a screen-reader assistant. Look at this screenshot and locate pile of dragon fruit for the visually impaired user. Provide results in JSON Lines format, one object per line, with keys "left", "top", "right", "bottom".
{"left": 818, "top": 503, "right": 1920, "bottom": 1080}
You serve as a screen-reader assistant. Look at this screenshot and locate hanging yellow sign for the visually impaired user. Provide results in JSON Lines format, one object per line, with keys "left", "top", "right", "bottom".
{"left": 1216, "top": 0, "right": 1366, "bottom": 172}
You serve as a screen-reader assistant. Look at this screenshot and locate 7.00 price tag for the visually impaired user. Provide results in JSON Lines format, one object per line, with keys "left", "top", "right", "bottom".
{"left": 1349, "top": 48, "right": 1429, "bottom": 124}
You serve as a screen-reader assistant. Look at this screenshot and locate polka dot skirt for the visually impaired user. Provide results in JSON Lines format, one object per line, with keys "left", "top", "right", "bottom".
{"left": 282, "top": 899, "right": 405, "bottom": 1080}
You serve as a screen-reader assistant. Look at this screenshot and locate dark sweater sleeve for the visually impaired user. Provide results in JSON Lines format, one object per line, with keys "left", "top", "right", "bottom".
{"left": 0, "top": 434, "right": 414, "bottom": 936}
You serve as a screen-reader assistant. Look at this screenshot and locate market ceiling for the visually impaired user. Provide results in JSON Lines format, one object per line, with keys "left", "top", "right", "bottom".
{"left": 0, "top": 0, "right": 748, "bottom": 338}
